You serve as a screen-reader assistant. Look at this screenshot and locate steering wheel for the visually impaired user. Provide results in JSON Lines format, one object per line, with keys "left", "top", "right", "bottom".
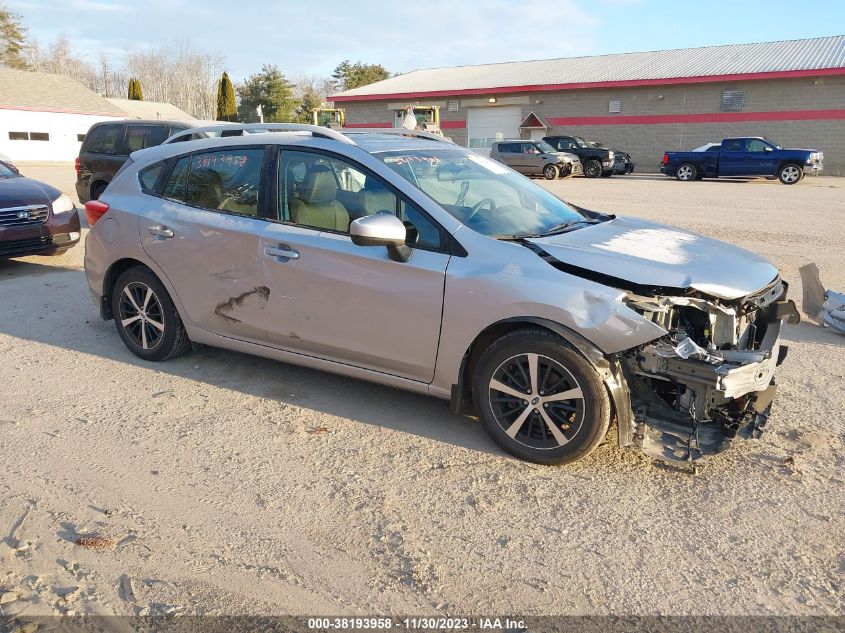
{"left": 465, "top": 197, "right": 497, "bottom": 223}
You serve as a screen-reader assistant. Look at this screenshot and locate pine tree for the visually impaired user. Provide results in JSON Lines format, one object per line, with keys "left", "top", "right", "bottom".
{"left": 0, "top": 7, "right": 29, "bottom": 69}
{"left": 128, "top": 78, "right": 145, "bottom": 100}
{"left": 237, "top": 65, "right": 298, "bottom": 123}
{"left": 216, "top": 71, "right": 236, "bottom": 121}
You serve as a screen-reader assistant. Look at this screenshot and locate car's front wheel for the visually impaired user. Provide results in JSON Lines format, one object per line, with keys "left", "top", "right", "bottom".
{"left": 111, "top": 266, "right": 192, "bottom": 361}
{"left": 543, "top": 164, "right": 559, "bottom": 180}
{"left": 778, "top": 163, "right": 803, "bottom": 185}
{"left": 472, "top": 328, "right": 611, "bottom": 465}
{"left": 583, "top": 159, "right": 602, "bottom": 178}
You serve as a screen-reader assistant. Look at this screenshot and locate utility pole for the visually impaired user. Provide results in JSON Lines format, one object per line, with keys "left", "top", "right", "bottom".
{"left": 256, "top": 104, "right": 264, "bottom": 124}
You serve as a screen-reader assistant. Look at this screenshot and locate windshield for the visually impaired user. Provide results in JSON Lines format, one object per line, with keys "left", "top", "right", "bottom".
{"left": 762, "top": 137, "right": 782, "bottom": 149}
{"left": 376, "top": 148, "right": 592, "bottom": 238}
{"left": 572, "top": 136, "right": 590, "bottom": 148}
{"left": 534, "top": 140, "right": 557, "bottom": 154}
{"left": 0, "top": 162, "right": 18, "bottom": 178}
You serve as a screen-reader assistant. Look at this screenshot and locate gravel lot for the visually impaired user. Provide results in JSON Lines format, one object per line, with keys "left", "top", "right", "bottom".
{"left": 1, "top": 165, "right": 843, "bottom": 619}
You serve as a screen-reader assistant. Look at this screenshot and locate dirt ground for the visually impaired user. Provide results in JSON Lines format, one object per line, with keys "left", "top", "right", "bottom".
{"left": 1, "top": 165, "right": 843, "bottom": 619}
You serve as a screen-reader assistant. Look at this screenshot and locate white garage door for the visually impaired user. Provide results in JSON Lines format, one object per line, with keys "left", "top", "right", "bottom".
{"left": 467, "top": 106, "right": 523, "bottom": 156}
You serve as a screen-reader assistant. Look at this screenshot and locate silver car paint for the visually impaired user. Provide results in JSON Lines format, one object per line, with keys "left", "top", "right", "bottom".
{"left": 85, "top": 133, "right": 778, "bottom": 406}
{"left": 529, "top": 216, "right": 779, "bottom": 300}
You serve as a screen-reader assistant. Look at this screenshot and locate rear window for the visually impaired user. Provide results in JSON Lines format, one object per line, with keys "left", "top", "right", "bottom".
{"left": 126, "top": 125, "right": 170, "bottom": 152}
{"left": 83, "top": 124, "right": 123, "bottom": 155}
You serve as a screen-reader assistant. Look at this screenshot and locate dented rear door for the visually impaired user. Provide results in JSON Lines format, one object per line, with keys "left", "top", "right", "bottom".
{"left": 139, "top": 147, "right": 271, "bottom": 343}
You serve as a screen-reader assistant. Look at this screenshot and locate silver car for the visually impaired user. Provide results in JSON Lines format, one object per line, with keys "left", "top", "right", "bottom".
{"left": 83, "top": 126, "right": 799, "bottom": 465}
{"left": 489, "top": 140, "right": 582, "bottom": 180}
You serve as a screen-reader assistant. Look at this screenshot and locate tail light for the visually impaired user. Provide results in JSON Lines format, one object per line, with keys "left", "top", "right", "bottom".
{"left": 661, "top": 153, "right": 669, "bottom": 165}
{"left": 84, "top": 200, "right": 109, "bottom": 225}
{"left": 75, "top": 157, "right": 81, "bottom": 175}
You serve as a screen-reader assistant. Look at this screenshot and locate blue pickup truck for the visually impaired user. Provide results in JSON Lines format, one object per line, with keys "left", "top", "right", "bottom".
{"left": 661, "top": 137, "right": 824, "bottom": 184}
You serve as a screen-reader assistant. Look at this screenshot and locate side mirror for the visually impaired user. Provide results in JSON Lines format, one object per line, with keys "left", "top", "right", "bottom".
{"left": 350, "top": 212, "right": 411, "bottom": 263}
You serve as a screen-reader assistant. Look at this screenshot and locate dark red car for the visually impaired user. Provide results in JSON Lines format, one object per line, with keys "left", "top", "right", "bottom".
{"left": 0, "top": 159, "right": 81, "bottom": 258}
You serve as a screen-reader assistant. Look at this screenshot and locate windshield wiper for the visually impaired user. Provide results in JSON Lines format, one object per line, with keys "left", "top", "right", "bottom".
{"left": 500, "top": 220, "right": 600, "bottom": 240}
{"left": 537, "top": 218, "right": 602, "bottom": 236}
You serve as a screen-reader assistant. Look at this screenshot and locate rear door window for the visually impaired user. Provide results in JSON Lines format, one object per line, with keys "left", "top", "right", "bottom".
{"left": 126, "top": 125, "right": 170, "bottom": 152}
{"left": 186, "top": 149, "right": 264, "bottom": 217}
{"left": 83, "top": 124, "right": 123, "bottom": 155}
{"left": 162, "top": 157, "right": 190, "bottom": 202}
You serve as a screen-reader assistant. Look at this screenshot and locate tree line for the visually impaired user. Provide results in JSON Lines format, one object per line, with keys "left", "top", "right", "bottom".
{"left": 0, "top": 5, "right": 391, "bottom": 121}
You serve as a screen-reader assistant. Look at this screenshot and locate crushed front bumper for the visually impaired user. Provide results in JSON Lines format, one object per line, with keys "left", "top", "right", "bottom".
{"left": 624, "top": 301, "right": 798, "bottom": 463}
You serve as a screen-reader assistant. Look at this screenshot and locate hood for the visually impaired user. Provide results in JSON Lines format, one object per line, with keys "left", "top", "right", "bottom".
{"left": 528, "top": 216, "right": 778, "bottom": 300}
{"left": 553, "top": 152, "right": 579, "bottom": 162}
{"left": 0, "top": 176, "right": 61, "bottom": 209}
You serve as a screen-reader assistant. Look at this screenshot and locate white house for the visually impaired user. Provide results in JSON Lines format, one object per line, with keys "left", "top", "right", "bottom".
{"left": 0, "top": 68, "right": 195, "bottom": 162}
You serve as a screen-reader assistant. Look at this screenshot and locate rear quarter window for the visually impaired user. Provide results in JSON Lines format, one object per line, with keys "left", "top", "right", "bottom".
{"left": 82, "top": 124, "right": 123, "bottom": 155}
{"left": 138, "top": 162, "right": 165, "bottom": 193}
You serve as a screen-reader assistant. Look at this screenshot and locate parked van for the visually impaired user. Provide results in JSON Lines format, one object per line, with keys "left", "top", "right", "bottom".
{"left": 75, "top": 120, "right": 198, "bottom": 202}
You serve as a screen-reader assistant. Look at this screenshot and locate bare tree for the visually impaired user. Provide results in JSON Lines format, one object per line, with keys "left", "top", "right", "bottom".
{"left": 125, "top": 42, "right": 223, "bottom": 119}
{"left": 25, "top": 33, "right": 223, "bottom": 119}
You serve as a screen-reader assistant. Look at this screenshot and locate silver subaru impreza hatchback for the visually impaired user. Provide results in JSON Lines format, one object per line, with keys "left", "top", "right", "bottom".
{"left": 84, "top": 125, "right": 799, "bottom": 465}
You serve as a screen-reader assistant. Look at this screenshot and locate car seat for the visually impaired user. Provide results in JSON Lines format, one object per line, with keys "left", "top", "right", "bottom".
{"left": 289, "top": 165, "right": 349, "bottom": 231}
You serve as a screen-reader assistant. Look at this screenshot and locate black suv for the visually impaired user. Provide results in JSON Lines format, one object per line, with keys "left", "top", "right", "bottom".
{"left": 543, "top": 135, "right": 620, "bottom": 178}
{"left": 76, "top": 120, "right": 195, "bottom": 202}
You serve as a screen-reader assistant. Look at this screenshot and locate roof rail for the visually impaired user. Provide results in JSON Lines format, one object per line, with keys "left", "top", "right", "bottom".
{"left": 163, "top": 122, "right": 355, "bottom": 145}
{"left": 340, "top": 128, "right": 455, "bottom": 144}
{"left": 163, "top": 123, "right": 455, "bottom": 146}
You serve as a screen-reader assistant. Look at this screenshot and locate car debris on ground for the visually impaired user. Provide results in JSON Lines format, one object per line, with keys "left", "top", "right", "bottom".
{"left": 799, "top": 263, "right": 845, "bottom": 335}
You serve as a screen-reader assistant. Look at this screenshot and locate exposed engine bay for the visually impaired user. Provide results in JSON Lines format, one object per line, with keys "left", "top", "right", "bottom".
{"left": 621, "top": 277, "right": 800, "bottom": 462}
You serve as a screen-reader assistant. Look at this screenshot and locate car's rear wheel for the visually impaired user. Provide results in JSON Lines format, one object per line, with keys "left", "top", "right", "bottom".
{"left": 91, "top": 182, "right": 107, "bottom": 200}
{"left": 778, "top": 163, "right": 803, "bottom": 185}
{"left": 112, "top": 267, "right": 191, "bottom": 362}
{"left": 543, "top": 164, "right": 559, "bottom": 180}
{"left": 472, "top": 328, "right": 611, "bottom": 465}
{"left": 583, "top": 159, "right": 602, "bottom": 178}
{"left": 676, "top": 163, "right": 697, "bottom": 181}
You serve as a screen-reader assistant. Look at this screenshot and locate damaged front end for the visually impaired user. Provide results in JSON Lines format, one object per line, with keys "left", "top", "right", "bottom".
{"left": 619, "top": 277, "right": 800, "bottom": 462}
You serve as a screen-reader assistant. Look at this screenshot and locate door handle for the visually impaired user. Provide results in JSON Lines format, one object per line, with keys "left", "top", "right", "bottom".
{"left": 148, "top": 225, "right": 174, "bottom": 238}
{"left": 264, "top": 245, "right": 299, "bottom": 261}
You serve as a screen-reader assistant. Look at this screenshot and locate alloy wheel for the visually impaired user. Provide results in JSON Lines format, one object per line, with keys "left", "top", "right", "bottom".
{"left": 118, "top": 282, "right": 165, "bottom": 350}
{"left": 781, "top": 165, "right": 801, "bottom": 183}
{"left": 677, "top": 165, "right": 694, "bottom": 180}
{"left": 488, "top": 353, "right": 585, "bottom": 450}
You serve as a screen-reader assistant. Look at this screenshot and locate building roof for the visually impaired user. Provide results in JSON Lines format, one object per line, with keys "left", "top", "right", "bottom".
{"left": 107, "top": 98, "right": 196, "bottom": 121}
{"left": 331, "top": 35, "right": 845, "bottom": 101}
{"left": 0, "top": 68, "right": 125, "bottom": 115}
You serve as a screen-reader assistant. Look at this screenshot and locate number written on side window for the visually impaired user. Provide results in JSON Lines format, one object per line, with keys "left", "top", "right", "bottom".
{"left": 186, "top": 149, "right": 264, "bottom": 216}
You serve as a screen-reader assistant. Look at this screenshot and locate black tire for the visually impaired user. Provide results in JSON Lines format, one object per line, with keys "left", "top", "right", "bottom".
{"left": 675, "top": 163, "right": 697, "bottom": 181}
{"left": 472, "top": 328, "right": 611, "bottom": 465}
{"left": 778, "top": 163, "right": 803, "bottom": 185}
{"left": 91, "top": 182, "right": 107, "bottom": 200}
{"left": 111, "top": 266, "right": 191, "bottom": 362}
{"left": 543, "top": 164, "right": 559, "bottom": 180}
{"left": 583, "top": 159, "right": 602, "bottom": 178}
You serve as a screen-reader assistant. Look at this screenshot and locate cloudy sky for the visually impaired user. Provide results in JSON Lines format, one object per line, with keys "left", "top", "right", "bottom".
{"left": 8, "top": 0, "right": 844, "bottom": 82}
